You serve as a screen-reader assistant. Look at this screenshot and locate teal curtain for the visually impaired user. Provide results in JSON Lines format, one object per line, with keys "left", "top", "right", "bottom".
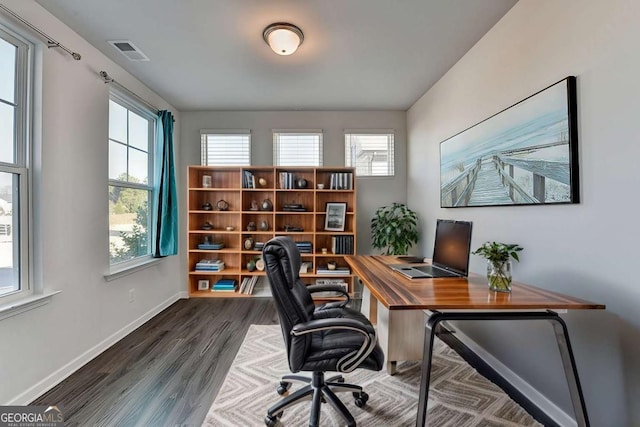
{"left": 153, "top": 110, "right": 178, "bottom": 257}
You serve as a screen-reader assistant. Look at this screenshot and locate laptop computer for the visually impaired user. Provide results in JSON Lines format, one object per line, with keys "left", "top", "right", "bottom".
{"left": 391, "top": 219, "right": 473, "bottom": 279}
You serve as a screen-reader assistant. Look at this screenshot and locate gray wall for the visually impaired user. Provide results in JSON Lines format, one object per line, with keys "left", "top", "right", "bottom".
{"left": 407, "top": 0, "right": 638, "bottom": 425}
{"left": 179, "top": 111, "right": 408, "bottom": 255}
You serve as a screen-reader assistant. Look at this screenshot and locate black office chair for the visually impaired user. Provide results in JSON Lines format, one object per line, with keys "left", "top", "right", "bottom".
{"left": 262, "top": 236, "right": 384, "bottom": 427}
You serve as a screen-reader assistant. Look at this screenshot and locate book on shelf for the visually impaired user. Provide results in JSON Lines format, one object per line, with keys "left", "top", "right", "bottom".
{"left": 196, "top": 258, "right": 225, "bottom": 271}
{"left": 329, "top": 172, "right": 354, "bottom": 190}
{"left": 279, "top": 172, "right": 295, "bottom": 189}
{"left": 296, "top": 241, "right": 313, "bottom": 253}
{"left": 243, "top": 170, "right": 256, "bottom": 189}
{"left": 212, "top": 278, "right": 237, "bottom": 291}
{"left": 239, "top": 276, "right": 260, "bottom": 294}
{"left": 316, "top": 266, "right": 351, "bottom": 275}
{"left": 198, "top": 242, "right": 225, "bottom": 250}
{"left": 331, "top": 235, "right": 354, "bottom": 255}
{"left": 299, "top": 261, "right": 313, "bottom": 274}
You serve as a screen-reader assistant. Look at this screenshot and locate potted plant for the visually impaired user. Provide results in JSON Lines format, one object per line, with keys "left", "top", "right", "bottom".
{"left": 371, "top": 203, "right": 418, "bottom": 255}
{"left": 472, "top": 242, "right": 523, "bottom": 292}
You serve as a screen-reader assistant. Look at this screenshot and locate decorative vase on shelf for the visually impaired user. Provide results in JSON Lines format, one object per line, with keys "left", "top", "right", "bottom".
{"left": 487, "top": 260, "right": 512, "bottom": 293}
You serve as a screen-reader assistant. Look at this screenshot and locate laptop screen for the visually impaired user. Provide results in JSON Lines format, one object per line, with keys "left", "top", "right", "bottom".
{"left": 432, "top": 219, "right": 473, "bottom": 275}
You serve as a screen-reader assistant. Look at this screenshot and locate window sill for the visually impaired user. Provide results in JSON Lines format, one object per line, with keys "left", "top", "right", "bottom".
{"left": 105, "top": 256, "right": 164, "bottom": 282}
{"left": 0, "top": 290, "right": 62, "bottom": 321}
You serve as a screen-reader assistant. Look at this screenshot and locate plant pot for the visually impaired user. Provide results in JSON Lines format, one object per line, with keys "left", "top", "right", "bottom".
{"left": 487, "top": 260, "right": 512, "bottom": 292}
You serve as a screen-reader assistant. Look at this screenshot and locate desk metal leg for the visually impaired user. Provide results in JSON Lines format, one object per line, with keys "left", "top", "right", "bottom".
{"left": 415, "top": 311, "right": 590, "bottom": 427}
{"left": 416, "top": 314, "right": 438, "bottom": 426}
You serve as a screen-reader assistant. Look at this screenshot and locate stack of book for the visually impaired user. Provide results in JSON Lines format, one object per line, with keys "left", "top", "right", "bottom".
{"left": 331, "top": 235, "right": 354, "bottom": 254}
{"left": 195, "top": 259, "right": 225, "bottom": 272}
{"left": 239, "top": 276, "right": 260, "bottom": 294}
{"left": 253, "top": 241, "right": 265, "bottom": 252}
{"left": 296, "top": 241, "right": 313, "bottom": 253}
{"left": 329, "top": 172, "right": 354, "bottom": 190}
{"left": 317, "top": 265, "right": 351, "bottom": 275}
{"left": 198, "top": 241, "right": 225, "bottom": 250}
{"left": 283, "top": 203, "right": 306, "bottom": 212}
{"left": 211, "top": 279, "right": 236, "bottom": 292}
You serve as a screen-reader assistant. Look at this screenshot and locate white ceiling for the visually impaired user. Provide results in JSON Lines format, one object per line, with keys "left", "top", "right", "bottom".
{"left": 35, "top": 0, "right": 517, "bottom": 111}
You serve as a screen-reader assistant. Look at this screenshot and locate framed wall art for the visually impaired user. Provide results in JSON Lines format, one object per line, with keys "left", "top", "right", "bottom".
{"left": 440, "top": 76, "right": 579, "bottom": 207}
{"left": 324, "top": 202, "right": 347, "bottom": 231}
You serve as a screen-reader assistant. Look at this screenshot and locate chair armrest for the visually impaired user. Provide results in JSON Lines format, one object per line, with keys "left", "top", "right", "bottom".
{"left": 291, "top": 317, "right": 374, "bottom": 337}
{"left": 307, "top": 284, "right": 350, "bottom": 307}
{"left": 291, "top": 317, "right": 377, "bottom": 373}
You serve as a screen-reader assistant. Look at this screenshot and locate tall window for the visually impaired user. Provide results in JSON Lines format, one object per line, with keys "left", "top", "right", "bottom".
{"left": 0, "top": 28, "right": 31, "bottom": 300}
{"left": 345, "top": 131, "right": 395, "bottom": 176}
{"left": 273, "top": 131, "right": 323, "bottom": 166}
{"left": 200, "top": 130, "right": 251, "bottom": 166}
{"left": 108, "top": 93, "right": 155, "bottom": 266}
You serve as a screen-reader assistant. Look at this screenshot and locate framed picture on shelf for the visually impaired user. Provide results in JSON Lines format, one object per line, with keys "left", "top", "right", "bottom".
{"left": 324, "top": 202, "right": 347, "bottom": 231}
{"left": 198, "top": 279, "right": 210, "bottom": 291}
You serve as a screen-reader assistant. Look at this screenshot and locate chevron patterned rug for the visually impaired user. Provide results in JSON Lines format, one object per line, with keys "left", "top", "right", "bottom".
{"left": 204, "top": 325, "right": 541, "bottom": 426}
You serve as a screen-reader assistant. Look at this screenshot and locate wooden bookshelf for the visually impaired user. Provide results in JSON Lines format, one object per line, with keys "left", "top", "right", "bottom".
{"left": 188, "top": 166, "right": 357, "bottom": 298}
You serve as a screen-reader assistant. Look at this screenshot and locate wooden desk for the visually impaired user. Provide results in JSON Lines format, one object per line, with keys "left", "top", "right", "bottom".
{"left": 344, "top": 255, "right": 604, "bottom": 427}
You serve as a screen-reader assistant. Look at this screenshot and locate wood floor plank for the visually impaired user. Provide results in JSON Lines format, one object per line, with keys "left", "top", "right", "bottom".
{"left": 32, "top": 298, "right": 278, "bottom": 426}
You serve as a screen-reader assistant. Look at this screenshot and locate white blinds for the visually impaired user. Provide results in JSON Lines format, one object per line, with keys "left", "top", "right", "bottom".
{"left": 273, "top": 131, "right": 323, "bottom": 166}
{"left": 200, "top": 131, "right": 251, "bottom": 166}
{"left": 345, "top": 133, "right": 394, "bottom": 176}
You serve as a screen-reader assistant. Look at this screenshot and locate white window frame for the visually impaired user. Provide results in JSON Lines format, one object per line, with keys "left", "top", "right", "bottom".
{"left": 200, "top": 129, "right": 251, "bottom": 166}
{"left": 273, "top": 130, "right": 323, "bottom": 166}
{"left": 0, "top": 26, "right": 33, "bottom": 305}
{"left": 344, "top": 130, "right": 395, "bottom": 177}
{"left": 108, "top": 90, "right": 156, "bottom": 271}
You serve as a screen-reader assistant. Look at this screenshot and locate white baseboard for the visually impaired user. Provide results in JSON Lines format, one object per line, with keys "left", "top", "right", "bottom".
{"left": 9, "top": 292, "right": 184, "bottom": 405}
{"left": 453, "top": 329, "right": 577, "bottom": 427}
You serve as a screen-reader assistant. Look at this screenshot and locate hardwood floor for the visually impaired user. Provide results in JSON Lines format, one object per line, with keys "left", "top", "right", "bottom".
{"left": 32, "top": 298, "right": 279, "bottom": 427}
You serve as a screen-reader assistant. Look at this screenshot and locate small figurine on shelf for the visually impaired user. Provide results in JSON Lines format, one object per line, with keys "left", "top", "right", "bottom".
{"left": 202, "top": 221, "right": 213, "bottom": 230}
{"left": 203, "top": 236, "right": 211, "bottom": 245}
{"left": 250, "top": 200, "right": 259, "bottom": 211}
{"left": 260, "top": 198, "right": 273, "bottom": 211}
{"left": 247, "top": 221, "right": 257, "bottom": 231}
{"left": 202, "top": 202, "right": 213, "bottom": 211}
{"left": 260, "top": 220, "right": 269, "bottom": 231}
{"left": 258, "top": 178, "right": 268, "bottom": 187}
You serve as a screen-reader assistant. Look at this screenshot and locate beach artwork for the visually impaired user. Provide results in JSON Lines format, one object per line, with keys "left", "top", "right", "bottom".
{"left": 440, "top": 77, "right": 579, "bottom": 207}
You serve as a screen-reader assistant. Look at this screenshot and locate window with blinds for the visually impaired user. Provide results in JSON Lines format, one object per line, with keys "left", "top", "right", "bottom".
{"left": 345, "top": 132, "right": 395, "bottom": 176}
{"left": 200, "top": 131, "right": 251, "bottom": 166}
{"left": 273, "top": 131, "right": 323, "bottom": 166}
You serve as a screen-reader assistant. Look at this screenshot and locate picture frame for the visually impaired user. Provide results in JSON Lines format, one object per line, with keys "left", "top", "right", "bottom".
{"left": 197, "top": 279, "right": 210, "bottom": 291}
{"left": 440, "top": 76, "right": 579, "bottom": 207}
{"left": 324, "top": 202, "right": 347, "bottom": 231}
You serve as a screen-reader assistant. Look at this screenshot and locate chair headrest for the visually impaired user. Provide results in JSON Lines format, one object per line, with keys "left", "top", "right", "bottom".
{"left": 263, "top": 236, "right": 301, "bottom": 288}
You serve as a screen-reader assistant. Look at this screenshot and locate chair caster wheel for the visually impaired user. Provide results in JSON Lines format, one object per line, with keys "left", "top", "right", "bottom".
{"left": 354, "top": 391, "right": 369, "bottom": 408}
{"left": 265, "top": 414, "right": 280, "bottom": 427}
{"left": 277, "top": 381, "right": 291, "bottom": 395}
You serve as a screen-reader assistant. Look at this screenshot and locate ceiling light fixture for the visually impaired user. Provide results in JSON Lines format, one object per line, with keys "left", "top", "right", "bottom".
{"left": 263, "top": 23, "right": 304, "bottom": 56}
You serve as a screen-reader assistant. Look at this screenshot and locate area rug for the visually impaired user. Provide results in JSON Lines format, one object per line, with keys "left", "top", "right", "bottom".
{"left": 203, "top": 325, "right": 541, "bottom": 426}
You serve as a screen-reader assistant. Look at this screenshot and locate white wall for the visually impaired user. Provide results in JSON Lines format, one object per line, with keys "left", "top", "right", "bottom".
{"left": 0, "top": 0, "right": 183, "bottom": 404}
{"left": 407, "top": 0, "right": 639, "bottom": 425}
{"left": 180, "top": 111, "right": 407, "bottom": 255}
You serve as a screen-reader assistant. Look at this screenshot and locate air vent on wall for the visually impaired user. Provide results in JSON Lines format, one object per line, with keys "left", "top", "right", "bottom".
{"left": 108, "top": 40, "right": 150, "bottom": 61}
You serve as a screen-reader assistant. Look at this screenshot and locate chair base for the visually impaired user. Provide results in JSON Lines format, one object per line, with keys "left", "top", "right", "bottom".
{"left": 265, "top": 372, "right": 369, "bottom": 427}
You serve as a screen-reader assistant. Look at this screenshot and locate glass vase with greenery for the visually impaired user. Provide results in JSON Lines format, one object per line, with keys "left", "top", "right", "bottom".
{"left": 472, "top": 242, "right": 523, "bottom": 292}
{"left": 371, "top": 203, "right": 418, "bottom": 255}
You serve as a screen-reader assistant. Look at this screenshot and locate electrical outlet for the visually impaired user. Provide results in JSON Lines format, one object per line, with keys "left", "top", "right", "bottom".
{"left": 129, "top": 289, "right": 135, "bottom": 303}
